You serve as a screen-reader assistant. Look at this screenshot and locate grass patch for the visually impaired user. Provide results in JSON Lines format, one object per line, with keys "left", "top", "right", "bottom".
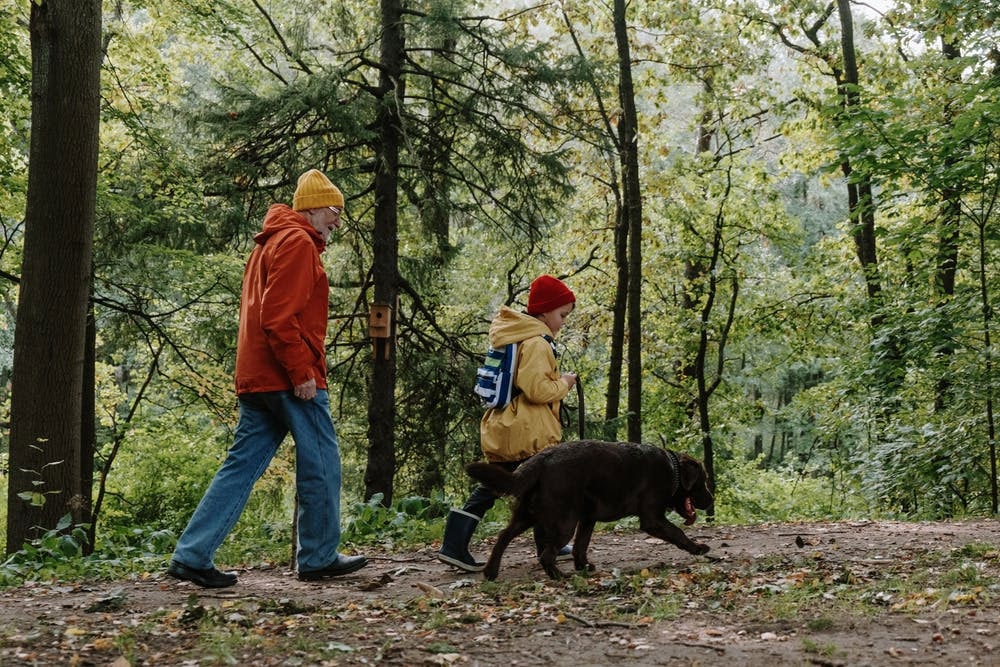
{"left": 801, "top": 637, "right": 841, "bottom": 657}
{"left": 805, "top": 616, "right": 837, "bottom": 631}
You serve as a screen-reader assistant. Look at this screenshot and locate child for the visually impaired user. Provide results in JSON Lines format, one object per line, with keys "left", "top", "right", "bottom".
{"left": 438, "top": 274, "right": 578, "bottom": 571}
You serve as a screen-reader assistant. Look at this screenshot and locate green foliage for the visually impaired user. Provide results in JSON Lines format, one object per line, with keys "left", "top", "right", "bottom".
{"left": 0, "top": 514, "right": 88, "bottom": 585}
{"left": 0, "top": 461, "right": 5, "bottom": 554}
{"left": 215, "top": 516, "right": 295, "bottom": 568}
{"left": 714, "top": 456, "right": 869, "bottom": 523}
{"left": 0, "top": 0, "right": 29, "bottom": 223}
{"left": 0, "top": 515, "right": 173, "bottom": 587}
{"left": 858, "top": 410, "right": 998, "bottom": 518}
{"left": 342, "top": 493, "right": 450, "bottom": 548}
{"left": 5, "top": 0, "right": 1000, "bottom": 568}
{"left": 99, "top": 415, "right": 235, "bottom": 534}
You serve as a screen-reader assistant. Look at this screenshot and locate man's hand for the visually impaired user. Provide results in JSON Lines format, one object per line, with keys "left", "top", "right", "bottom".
{"left": 294, "top": 377, "right": 317, "bottom": 401}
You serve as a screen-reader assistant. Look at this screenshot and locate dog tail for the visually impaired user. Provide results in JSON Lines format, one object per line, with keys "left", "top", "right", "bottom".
{"left": 465, "top": 462, "right": 517, "bottom": 495}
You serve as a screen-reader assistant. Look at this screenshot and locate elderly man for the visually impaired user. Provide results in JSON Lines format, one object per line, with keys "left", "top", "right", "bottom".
{"left": 167, "top": 169, "right": 367, "bottom": 587}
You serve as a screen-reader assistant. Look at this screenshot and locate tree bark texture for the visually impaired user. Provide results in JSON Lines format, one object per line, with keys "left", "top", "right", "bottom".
{"left": 613, "top": 0, "right": 644, "bottom": 444}
{"left": 7, "top": 0, "right": 101, "bottom": 553}
{"left": 932, "top": 35, "right": 963, "bottom": 412}
{"left": 364, "top": 0, "right": 404, "bottom": 506}
{"left": 836, "top": 0, "right": 879, "bottom": 298}
{"left": 604, "top": 198, "right": 628, "bottom": 441}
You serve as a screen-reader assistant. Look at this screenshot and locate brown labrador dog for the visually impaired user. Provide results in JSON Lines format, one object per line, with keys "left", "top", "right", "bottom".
{"left": 466, "top": 440, "right": 713, "bottom": 580}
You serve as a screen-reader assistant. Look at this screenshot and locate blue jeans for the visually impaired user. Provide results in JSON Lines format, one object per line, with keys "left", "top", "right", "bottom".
{"left": 171, "top": 390, "right": 343, "bottom": 572}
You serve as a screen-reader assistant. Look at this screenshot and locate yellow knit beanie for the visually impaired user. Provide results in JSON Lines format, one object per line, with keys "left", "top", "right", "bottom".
{"left": 292, "top": 169, "right": 345, "bottom": 211}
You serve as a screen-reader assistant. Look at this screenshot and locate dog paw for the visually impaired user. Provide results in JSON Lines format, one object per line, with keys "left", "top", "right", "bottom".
{"left": 691, "top": 543, "right": 711, "bottom": 555}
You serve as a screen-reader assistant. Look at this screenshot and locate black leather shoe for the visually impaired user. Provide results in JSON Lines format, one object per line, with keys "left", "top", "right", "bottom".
{"left": 298, "top": 554, "right": 368, "bottom": 581}
{"left": 167, "top": 561, "right": 238, "bottom": 588}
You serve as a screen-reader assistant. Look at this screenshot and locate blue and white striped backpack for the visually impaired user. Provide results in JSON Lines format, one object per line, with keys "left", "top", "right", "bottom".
{"left": 473, "top": 335, "right": 555, "bottom": 409}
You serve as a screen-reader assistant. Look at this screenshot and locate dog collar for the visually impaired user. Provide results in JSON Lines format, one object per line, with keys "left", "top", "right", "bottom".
{"left": 666, "top": 449, "right": 680, "bottom": 493}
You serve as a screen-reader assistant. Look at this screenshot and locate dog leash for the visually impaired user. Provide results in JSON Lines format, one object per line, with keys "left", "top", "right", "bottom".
{"left": 575, "top": 375, "right": 585, "bottom": 439}
{"left": 560, "top": 374, "right": 586, "bottom": 439}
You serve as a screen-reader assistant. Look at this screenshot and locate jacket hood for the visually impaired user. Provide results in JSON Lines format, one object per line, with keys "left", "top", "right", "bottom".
{"left": 489, "top": 305, "right": 552, "bottom": 347}
{"left": 254, "top": 204, "right": 325, "bottom": 250}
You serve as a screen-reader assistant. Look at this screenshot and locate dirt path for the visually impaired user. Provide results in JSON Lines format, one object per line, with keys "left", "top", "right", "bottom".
{"left": 1, "top": 519, "right": 998, "bottom": 665}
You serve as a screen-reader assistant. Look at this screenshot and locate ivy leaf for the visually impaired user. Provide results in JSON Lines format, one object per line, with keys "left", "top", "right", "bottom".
{"left": 16, "top": 491, "right": 45, "bottom": 507}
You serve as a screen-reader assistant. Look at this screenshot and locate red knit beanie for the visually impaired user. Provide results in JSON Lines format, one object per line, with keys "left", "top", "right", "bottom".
{"left": 526, "top": 274, "right": 575, "bottom": 315}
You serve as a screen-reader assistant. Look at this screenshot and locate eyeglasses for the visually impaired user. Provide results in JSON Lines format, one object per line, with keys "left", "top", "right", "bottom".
{"left": 328, "top": 206, "right": 343, "bottom": 216}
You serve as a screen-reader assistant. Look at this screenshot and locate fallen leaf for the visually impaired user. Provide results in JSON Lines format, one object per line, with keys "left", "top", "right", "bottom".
{"left": 358, "top": 573, "right": 392, "bottom": 591}
{"left": 413, "top": 581, "right": 445, "bottom": 598}
{"left": 90, "top": 637, "right": 117, "bottom": 651}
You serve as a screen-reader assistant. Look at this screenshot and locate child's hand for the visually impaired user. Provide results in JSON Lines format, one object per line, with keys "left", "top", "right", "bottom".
{"left": 561, "top": 372, "right": 578, "bottom": 388}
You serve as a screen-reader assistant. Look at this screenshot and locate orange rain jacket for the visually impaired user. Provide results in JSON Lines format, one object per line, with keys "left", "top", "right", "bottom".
{"left": 235, "top": 204, "right": 329, "bottom": 395}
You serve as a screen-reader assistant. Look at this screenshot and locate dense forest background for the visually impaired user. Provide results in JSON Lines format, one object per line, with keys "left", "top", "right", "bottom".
{"left": 0, "top": 0, "right": 997, "bottom": 561}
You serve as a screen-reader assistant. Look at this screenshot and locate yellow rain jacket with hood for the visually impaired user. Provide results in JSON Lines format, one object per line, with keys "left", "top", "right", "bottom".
{"left": 480, "top": 305, "right": 571, "bottom": 462}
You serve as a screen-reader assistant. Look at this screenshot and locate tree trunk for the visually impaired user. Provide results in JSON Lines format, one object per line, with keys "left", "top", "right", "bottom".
{"left": 932, "top": 35, "right": 963, "bottom": 411}
{"left": 612, "top": 0, "right": 644, "bottom": 444}
{"left": 678, "top": 79, "right": 717, "bottom": 422}
{"left": 976, "top": 216, "right": 998, "bottom": 513}
{"left": 411, "top": 37, "right": 456, "bottom": 496}
{"left": 836, "top": 0, "right": 878, "bottom": 295}
{"left": 835, "top": 0, "right": 904, "bottom": 415}
{"left": 80, "top": 297, "right": 96, "bottom": 554}
{"left": 604, "top": 198, "right": 628, "bottom": 441}
{"left": 558, "top": 5, "right": 626, "bottom": 443}
{"left": 364, "top": 0, "right": 404, "bottom": 506}
{"left": 6, "top": 0, "right": 101, "bottom": 553}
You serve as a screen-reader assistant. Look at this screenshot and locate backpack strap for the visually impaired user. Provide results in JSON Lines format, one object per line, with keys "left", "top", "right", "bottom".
{"left": 541, "top": 333, "right": 557, "bottom": 358}
{"left": 511, "top": 333, "right": 558, "bottom": 400}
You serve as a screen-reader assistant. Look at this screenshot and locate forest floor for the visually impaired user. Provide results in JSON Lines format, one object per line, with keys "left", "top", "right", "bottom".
{"left": 1, "top": 519, "right": 999, "bottom": 666}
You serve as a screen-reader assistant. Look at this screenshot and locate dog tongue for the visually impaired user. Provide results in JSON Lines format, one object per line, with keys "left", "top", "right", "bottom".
{"left": 683, "top": 497, "right": 696, "bottom": 525}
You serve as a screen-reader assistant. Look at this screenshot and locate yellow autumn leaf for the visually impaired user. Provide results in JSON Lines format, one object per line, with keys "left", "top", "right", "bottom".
{"left": 90, "top": 637, "right": 117, "bottom": 651}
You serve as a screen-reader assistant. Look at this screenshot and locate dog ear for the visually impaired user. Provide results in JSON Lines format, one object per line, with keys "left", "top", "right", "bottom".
{"left": 679, "top": 457, "right": 704, "bottom": 491}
